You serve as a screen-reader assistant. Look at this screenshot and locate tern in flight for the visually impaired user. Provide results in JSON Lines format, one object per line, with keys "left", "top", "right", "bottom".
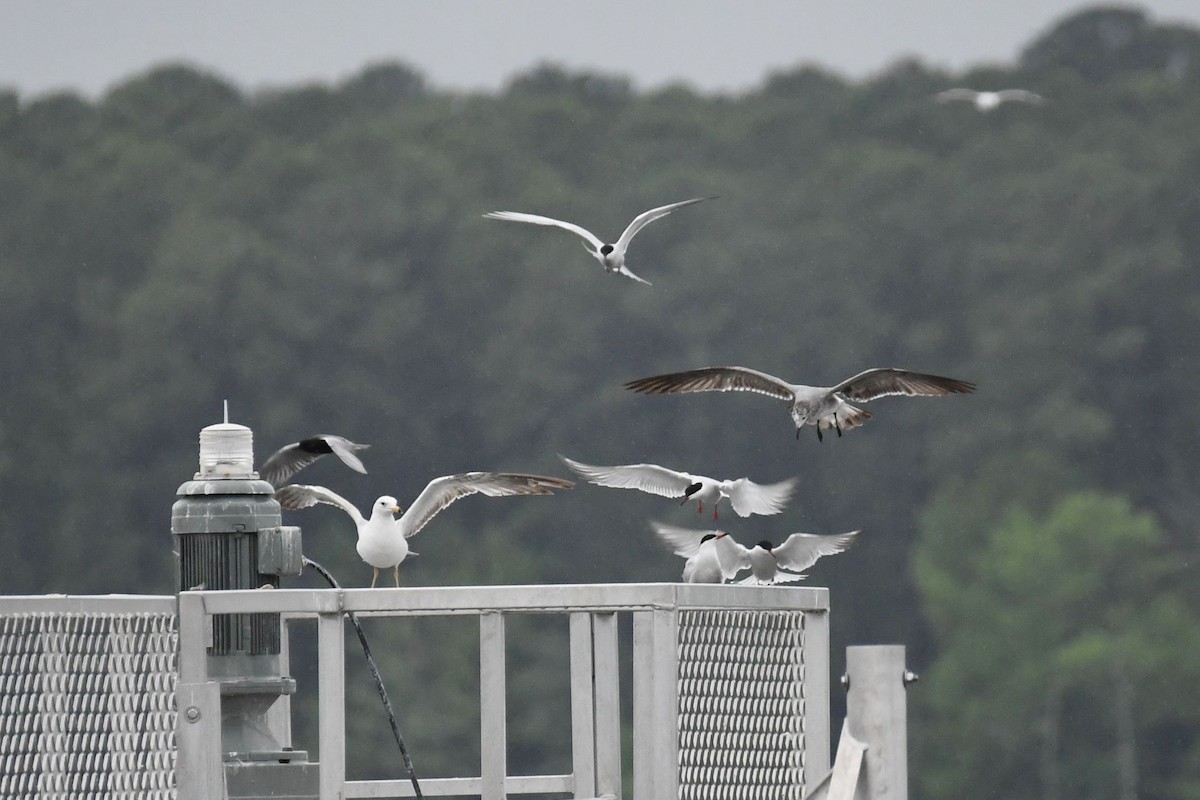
{"left": 625, "top": 365, "right": 975, "bottom": 442}
{"left": 561, "top": 455, "right": 796, "bottom": 520}
{"left": 258, "top": 434, "right": 369, "bottom": 489}
{"left": 483, "top": 196, "right": 714, "bottom": 285}
{"left": 935, "top": 88, "right": 1045, "bottom": 111}
{"left": 651, "top": 522, "right": 750, "bottom": 584}
{"left": 277, "top": 472, "right": 573, "bottom": 586}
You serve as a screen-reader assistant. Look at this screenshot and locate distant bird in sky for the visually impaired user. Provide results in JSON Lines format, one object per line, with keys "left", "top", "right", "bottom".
{"left": 561, "top": 455, "right": 796, "bottom": 520}
{"left": 651, "top": 522, "right": 750, "bottom": 584}
{"left": 259, "top": 434, "right": 369, "bottom": 489}
{"left": 483, "top": 196, "right": 713, "bottom": 285}
{"left": 277, "top": 472, "right": 573, "bottom": 587}
{"left": 625, "top": 366, "right": 975, "bottom": 441}
{"left": 935, "top": 88, "right": 1045, "bottom": 111}
{"left": 735, "top": 530, "right": 861, "bottom": 585}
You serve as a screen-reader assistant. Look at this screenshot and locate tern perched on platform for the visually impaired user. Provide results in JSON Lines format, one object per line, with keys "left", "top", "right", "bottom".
{"left": 483, "top": 196, "right": 713, "bottom": 285}
{"left": 258, "top": 434, "right": 369, "bottom": 489}
{"left": 277, "top": 472, "right": 574, "bottom": 587}
{"left": 562, "top": 455, "right": 796, "bottom": 520}
{"left": 651, "top": 522, "right": 750, "bottom": 583}
{"left": 935, "top": 88, "right": 1045, "bottom": 111}
{"left": 625, "top": 366, "right": 975, "bottom": 442}
{"left": 736, "top": 530, "right": 861, "bottom": 585}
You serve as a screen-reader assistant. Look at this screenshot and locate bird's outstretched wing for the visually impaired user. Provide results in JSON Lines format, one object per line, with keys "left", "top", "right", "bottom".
{"left": 727, "top": 477, "right": 798, "bottom": 517}
{"left": 561, "top": 457, "right": 693, "bottom": 498}
{"left": 773, "top": 530, "right": 860, "bottom": 574}
{"left": 276, "top": 484, "right": 366, "bottom": 526}
{"left": 996, "top": 89, "right": 1045, "bottom": 104}
{"left": 483, "top": 211, "right": 605, "bottom": 251}
{"left": 625, "top": 365, "right": 795, "bottom": 402}
{"left": 259, "top": 434, "right": 369, "bottom": 489}
{"left": 613, "top": 196, "right": 714, "bottom": 252}
{"left": 616, "top": 265, "right": 653, "bottom": 286}
{"left": 934, "top": 88, "right": 980, "bottom": 103}
{"left": 832, "top": 369, "right": 975, "bottom": 402}
{"left": 650, "top": 522, "right": 750, "bottom": 579}
{"left": 398, "top": 472, "right": 573, "bottom": 539}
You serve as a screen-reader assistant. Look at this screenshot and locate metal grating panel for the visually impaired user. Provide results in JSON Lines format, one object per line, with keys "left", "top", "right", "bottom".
{"left": 0, "top": 612, "right": 178, "bottom": 799}
{"left": 677, "top": 609, "right": 806, "bottom": 800}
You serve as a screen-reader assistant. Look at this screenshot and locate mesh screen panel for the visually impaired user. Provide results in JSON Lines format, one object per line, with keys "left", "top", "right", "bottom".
{"left": 0, "top": 612, "right": 178, "bottom": 798}
{"left": 677, "top": 609, "right": 806, "bottom": 800}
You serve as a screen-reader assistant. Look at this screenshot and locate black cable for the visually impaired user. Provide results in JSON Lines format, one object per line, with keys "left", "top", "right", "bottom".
{"left": 303, "top": 557, "right": 424, "bottom": 800}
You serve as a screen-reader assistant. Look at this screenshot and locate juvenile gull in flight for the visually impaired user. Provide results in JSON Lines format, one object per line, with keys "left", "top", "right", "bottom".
{"left": 625, "top": 366, "right": 975, "bottom": 441}
{"left": 277, "top": 472, "right": 573, "bottom": 587}
{"left": 483, "top": 196, "right": 713, "bottom": 285}
{"left": 562, "top": 455, "right": 796, "bottom": 520}
{"left": 935, "top": 88, "right": 1045, "bottom": 111}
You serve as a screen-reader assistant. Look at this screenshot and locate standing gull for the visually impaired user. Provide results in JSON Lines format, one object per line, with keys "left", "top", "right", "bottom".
{"left": 277, "top": 472, "right": 573, "bottom": 587}
{"left": 935, "top": 88, "right": 1045, "bottom": 111}
{"left": 483, "top": 196, "right": 713, "bottom": 285}
{"left": 562, "top": 455, "right": 796, "bottom": 520}
{"left": 651, "top": 522, "right": 750, "bottom": 583}
{"left": 259, "top": 434, "right": 370, "bottom": 489}
{"left": 625, "top": 365, "right": 975, "bottom": 441}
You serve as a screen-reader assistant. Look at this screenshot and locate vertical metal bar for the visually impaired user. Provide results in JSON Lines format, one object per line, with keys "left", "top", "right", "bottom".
{"left": 175, "top": 682, "right": 223, "bottom": 800}
{"left": 650, "top": 607, "right": 680, "bottom": 800}
{"left": 176, "top": 593, "right": 222, "bottom": 800}
{"left": 318, "top": 611, "right": 346, "bottom": 800}
{"left": 803, "top": 610, "right": 832, "bottom": 790}
{"left": 845, "top": 645, "right": 909, "bottom": 800}
{"left": 631, "top": 612, "right": 653, "bottom": 800}
{"left": 569, "top": 612, "right": 596, "bottom": 799}
{"left": 480, "top": 611, "right": 507, "bottom": 800}
{"left": 177, "top": 593, "right": 208, "bottom": 684}
{"left": 592, "top": 612, "right": 621, "bottom": 800}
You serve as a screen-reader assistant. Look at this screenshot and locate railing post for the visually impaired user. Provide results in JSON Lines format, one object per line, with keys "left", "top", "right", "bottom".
{"left": 803, "top": 609, "right": 832, "bottom": 789}
{"left": 632, "top": 607, "right": 678, "bottom": 800}
{"left": 176, "top": 592, "right": 224, "bottom": 800}
{"left": 317, "top": 611, "right": 346, "bottom": 800}
{"left": 480, "top": 611, "right": 508, "bottom": 800}
{"left": 845, "top": 645, "right": 909, "bottom": 800}
{"left": 569, "top": 613, "right": 597, "bottom": 798}
{"left": 592, "top": 612, "right": 622, "bottom": 800}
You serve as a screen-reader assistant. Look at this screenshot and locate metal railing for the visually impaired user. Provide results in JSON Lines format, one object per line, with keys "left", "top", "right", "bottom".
{"left": 177, "top": 583, "right": 831, "bottom": 800}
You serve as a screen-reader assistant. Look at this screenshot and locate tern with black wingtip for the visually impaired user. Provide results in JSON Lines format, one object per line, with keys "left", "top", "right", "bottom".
{"left": 258, "top": 434, "right": 370, "bottom": 489}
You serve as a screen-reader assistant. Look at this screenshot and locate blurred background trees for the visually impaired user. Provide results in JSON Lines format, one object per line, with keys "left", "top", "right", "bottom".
{"left": 1, "top": 6, "right": 1198, "bottom": 797}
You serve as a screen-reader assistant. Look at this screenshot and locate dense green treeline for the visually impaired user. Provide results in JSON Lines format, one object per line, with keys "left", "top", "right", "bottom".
{"left": 2, "top": 6, "right": 1199, "bottom": 796}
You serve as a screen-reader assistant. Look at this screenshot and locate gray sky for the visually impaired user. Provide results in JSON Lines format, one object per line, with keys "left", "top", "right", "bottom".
{"left": 2, "top": 1, "right": 1199, "bottom": 99}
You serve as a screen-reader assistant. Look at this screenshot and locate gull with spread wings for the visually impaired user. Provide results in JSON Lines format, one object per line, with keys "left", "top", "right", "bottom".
{"left": 277, "top": 472, "right": 573, "bottom": 587}
{"left": 562, "top": 455, "right": 796, "bottom": 520}
{"left": 650, "top": 522, "right": 751, "bottom": 584}
{"left": 483, "top": 196, "right": 713, "bottom": 285}
{"left": 625, "top": 366, "right": 975, "bottom": 441}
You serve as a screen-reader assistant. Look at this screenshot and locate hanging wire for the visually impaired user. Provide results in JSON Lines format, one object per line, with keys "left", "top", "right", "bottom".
{"left": 303, "top": 556, "right": 424, "bottom": 800}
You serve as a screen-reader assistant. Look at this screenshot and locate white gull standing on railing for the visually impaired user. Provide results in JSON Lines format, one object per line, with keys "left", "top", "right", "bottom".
{"left": 277, "top": 472, "right": 574, "bottom": 587}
